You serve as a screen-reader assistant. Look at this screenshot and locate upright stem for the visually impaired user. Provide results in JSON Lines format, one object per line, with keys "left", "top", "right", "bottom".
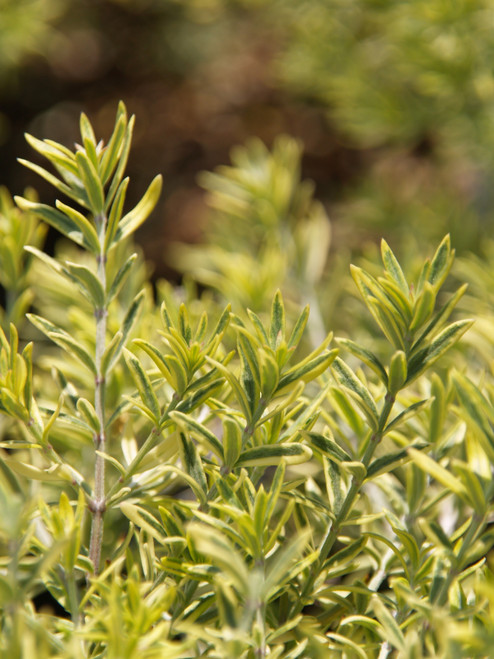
{"left": 89, "top": 213, "right": 108, "bottom": 574}
{"left": 292, "top": 393, "right": 395, "bottom": 615}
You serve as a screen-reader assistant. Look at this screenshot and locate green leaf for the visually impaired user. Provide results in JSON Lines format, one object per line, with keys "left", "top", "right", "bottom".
{"left": 223, "top": 418, "right": 242, "bottom": 468}
{"left": 351, "top": 265, "right": 407, "bottom": 343}
{"left": 378, "top": 277, "right": 412, "bottom": 325}
{"left": 55, "top": 200, "right": 100, "bottom": 254}
{"left": 337, "top": 338, "right": 388, "bottom": 386}
{"left": 105, "top": 177, "right": 129, "bottom": 252}
{"left": 133, "top": 338, "right": 188, "bottom": 393}
{"left": 372, "top": 596, "right": 405, "bottom": 651}
{"left": 326, "top": 536, "right": 367, "bottom": 568}
{"left": 236, "top": 443, "right": 312, "bottom": 467}
{"left": 23, "top": 134, "right": 79, "bottom": 179}
{"left": 115, "top": 175, "right": 163, "bottom": 242}
{"left": 367, "top": 295, "right": 405, "bottom": 350}
{"left": 79, "top": 112, "right": 97, "bottom": 148}
{"left": 408, "top": 448, "right": 468, "bottom": 499}
{"left": 22, "top": 342, "right": 33, "bottom": 414}
{"left": 453, "top": 460, "right": 486, "bottom": 516}
{"left": 263, "top": 531, "right": 311, "bottom": 600}
{"left": 100, "top": 113, "right": 127, "bottom": 185}
{"left": 332, "top": 357, "right": 379, "bottom": 430}
{"left": 305, "top": 431, "right": 352, "bottom": 464}
{"left": 176, "top": 378, "right": 223, "bottom": 415}
{"left": 106, "top": 252, "right": 137, "bottom": 303}
{"left": 330, "top": 387, "right": 365, "bottom": 436}
{"left": 406, "top": 319, "right": 473, "bottom": 384}
{"left": 104, "top": 116, "right": 133, "bottom": 203}
{"left": 42, "top": 394, "right": 64, "bottom": 443}
{"left": 23, "top": 246, "right": 64, "bottom": 278}
{"left": 2, "top": 457, "right": 64, "bottom": 482}
{"left": 105, "top": 291, "right": 144, "bottom": 373}
{"left": 287, "top": 304, "right": 310, "bottom": 351}
{"left": 27, "top": 314, "right": 96, "bottom": 374}
{"left": 428, "top": 234, "right": 453, "bottom": 290}
{"left": 0, "top": 390, "right": 28, "bottom": 422}
{"left": 120, "top": 503, "right": 184, "bottom": 547}
{"left": 409, "top": 281, "right": 435, "bottom": 332}
{"left": 381, "top": 239, "right": 409, "bottom": 295}
{"left": 17, "top": 159, "right": 84, "bottom": 207}
{"left": 388, "top": 350, "right": 407, "bottom": 395}
{"left": 452, "top": 372, "right": 494, "bottom": 462}
{"left": 326, "top": 633, "right": 368, "bottom": 659}
{"left": 384, "top": 399, "right": 430, "bottom": 433}
{"left": 341, "top": 461, "right": 367, "bottom": 481}
{"left": 259, "top": 350, "right": 280, "bottom": 398}
{"left": 124, "top": 349, "right": 160, "bottom": 422}
{"left": 235, "top": 327, "right": 262, "bottom": 392}
{"left": 170, "top": 411, "right": 224, "bottom": 460}
{"left": 15, "top": 198, "right": 86, "bottom": 248}
{"left": 366, "top": 441, "right": 427, "bottom": 478}
{"left": 65, "top": 261, "right": 105, "bottom": 308}
{"left": 277, "top": 348, "right": 338, "bottom": 393}
{"left": 412, "top": 284, "right": 468, "bottom": 349}
{"left": 75, "top": 151, "right": 105, "bottom": 214}
{"left": 246, "top": 308, "right": 270, "bottom": 345}
{"left": 178, "top": 432, "right": 208, "bottom": 500}
{"left": 429, "top": 373, "right": 446, "bottom": 445}
{"left": 101, "top": 331, "right": 123, "bottom": 376}
{"left": 270, "top": 290, "right": 285, "bottom": 349}
{"left": 206, "top": 356, "right": 252, "bottom": 421}
{"left": 77, "top": 397, "right": 100, "bottom": 433}
{"left": 187, "top": 523, "right": 250, "bottom": 596}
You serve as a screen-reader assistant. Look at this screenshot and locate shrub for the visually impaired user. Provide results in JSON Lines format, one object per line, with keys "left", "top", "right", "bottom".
{"left": 0, "top": 103, "right": 492, "bottom": 658}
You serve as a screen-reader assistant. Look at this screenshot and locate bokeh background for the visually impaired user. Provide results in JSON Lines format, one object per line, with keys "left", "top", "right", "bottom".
{"left": 2, "top": 0, "right": 494, "bottom": 280}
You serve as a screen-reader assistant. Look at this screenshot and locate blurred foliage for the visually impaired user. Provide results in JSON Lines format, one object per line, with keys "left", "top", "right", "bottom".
{"left": 2, "top": 0, "right": 494, "bottom": 278}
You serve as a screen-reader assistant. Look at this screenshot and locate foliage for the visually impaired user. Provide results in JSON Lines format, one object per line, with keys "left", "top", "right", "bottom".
{"left": 0, "top": 104, "right": 493, "bottom": 659}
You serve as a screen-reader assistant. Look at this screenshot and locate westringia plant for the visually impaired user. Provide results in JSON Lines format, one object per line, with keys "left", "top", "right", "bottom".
{"left": 0, "top": 103, "right": 492, "bottom": 658}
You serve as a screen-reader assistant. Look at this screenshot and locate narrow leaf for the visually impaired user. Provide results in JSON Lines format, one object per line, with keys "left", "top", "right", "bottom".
{"left": 27, "top": 314, "right": 96, "bottom": 374}
{"left": 115, "top": 175, "right": 163, "bottom": 242}
{"left": 236, "top": 443, "right": 312, "bottom": 467}
{"left": 106, "top": 252, "right": 137, "bottom": 303}
{"left": 428, "top": 234, "right": 453, "bottom": 290}
{"left": 75, "top": 151, "right": 105, "bottom": 214}
{"left": 15, "top": 198, "right": 86, "bottom": 247}
{"left": 55, "top": 200, "right": 100, "bottom": 254}
{"left": 406, "top": 319, "right": 473, "bottom": 383}
{"left": 105, "top": 115, "right": 135, "bottom": 210}
{"left": 17, "top": 159, "right": 84, "bottom": 207}
{"left": 178, "top": 432, "right": 208, "bottom": 499}
{"left": 171, "top": 411, "right": 224, "bottom": 460}
{"left": 287, "top": 304, "right": 310, "bottom": 351}
{"left": 124, "top": 349, "right": 160, "bottom": 422}
{"left": 338, "top": 338, "right": 388, "bottom": 385}
{"left": 65, "top": 261, "right": 105, "bottom": 308}
{"left": 332, "top": 357, "right": 379, "bottom": 430}
{"left": 100, "top": 114, "right": 127, "bottom": 184}
{"left": 105, "top": 177, "right": 129, "bottom": 252}
{"left": 77, "top": 397, "right": 100, "bottom": 433}
{"left": 270, "top": 290, "right": 285, "bottom": 349}
{"left": 381, "top": 239, "right": 409, "bottom": 295}
{"left": 106, "top": 291, "right": 145, "bottom": 373}
{"left": 408, "top": 448, "right": 468, "bottom": 498}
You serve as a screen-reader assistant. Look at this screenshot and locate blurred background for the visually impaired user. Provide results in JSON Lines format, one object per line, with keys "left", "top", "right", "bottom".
{"left": 2, "top": 0, "right": 494, "bottom": 281}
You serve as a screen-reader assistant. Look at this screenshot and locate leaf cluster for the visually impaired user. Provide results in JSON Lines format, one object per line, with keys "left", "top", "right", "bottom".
{"left": 0, "top": 105, "right": 492, "bottom": 659}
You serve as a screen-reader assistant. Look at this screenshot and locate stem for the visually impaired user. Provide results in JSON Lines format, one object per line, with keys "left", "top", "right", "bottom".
{"left": 292, "top": 392, "right": 395, "bottom": 615}
{"left": 88, "top": 215, "right": 108, "bottom": 574}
